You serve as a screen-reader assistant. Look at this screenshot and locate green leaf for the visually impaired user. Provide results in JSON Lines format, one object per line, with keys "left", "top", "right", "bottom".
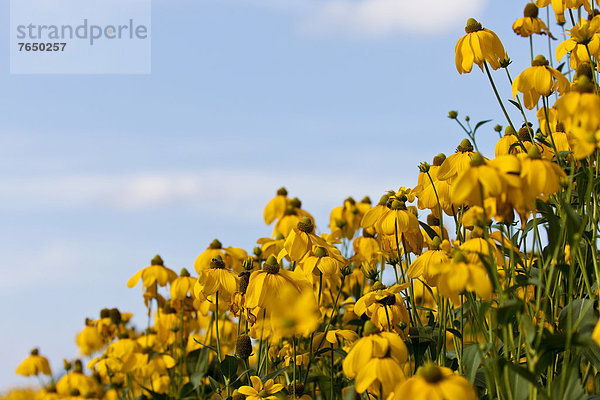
{"left": 508, "top": 99, "right": 523, "bottom": 112}
{"left": 519, "top": 313, "right": 536, "bottom": 346}
{"left": 262, "top": 364, "right": 290, "bottom": 381}
{"left": 219, "top": 355, "right": 239, "bottom": 381}
{"left": 549, "top": 362, "right": 586, "bottom": 400}
{"left": 463, "top": 344, "right": 488, "bottom": 383}
{"left": 419, "top": 221, "right": 439, "bottom": 240}
{"left": 208, "top": 376, "right": 221, "bottom": 394}
{"left": 576, "top": 335, "right": 600, "bottom": 371}
{"left": 473, "top": 119, "right": 492, "bottom": 134}
{"left": 190, "top": 371, "right": 204, "bottom": 389}
{"left": 496, "top": 298, "right": 525, "bottom": 325}
{"left": 558, "top": 299, "right": 597, "bottom": 335}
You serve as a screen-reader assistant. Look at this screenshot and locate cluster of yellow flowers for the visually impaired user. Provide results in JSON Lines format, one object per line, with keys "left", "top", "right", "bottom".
{"left": 8, "top": 2, "right": 600, "bottom": 400}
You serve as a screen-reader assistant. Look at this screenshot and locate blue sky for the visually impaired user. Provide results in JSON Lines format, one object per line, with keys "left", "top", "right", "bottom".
{"left": 1, "top": 0, "right": 550, "bottom": 389}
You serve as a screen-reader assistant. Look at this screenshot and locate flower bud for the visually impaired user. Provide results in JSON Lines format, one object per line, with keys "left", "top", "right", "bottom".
{"left": 448, "top": 110, "right": 458, "bottom": 119}
{"left": 341, "top": 264, "right": 353, "bottom": 276}
{"left": 432, "top": 153, "right": 446, "bottom": 166}
{"left": 180, "top": 268, "right": 190, "bottom": 277}
{"left": 418, "top": 162, "right": 430, "bottom": 173}
{"left": 235, "top": 334, "right": 253, "bottom": 359}
{"left": 276, "top": 187, "right": 288, "bottom": 196}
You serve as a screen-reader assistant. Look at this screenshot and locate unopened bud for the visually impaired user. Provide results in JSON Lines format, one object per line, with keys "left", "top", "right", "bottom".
{"left": 235, "top": 334, "right": 253, "bottom": 359}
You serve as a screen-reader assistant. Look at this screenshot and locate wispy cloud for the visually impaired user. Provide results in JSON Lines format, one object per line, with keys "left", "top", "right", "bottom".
{"left": 230, "top": 0, "right": 486, "bottom": 38}
{"left": 302, "top": 0, "right": 486, "bottom": 37}
{"left": 0, "top": 169, "right": 406, "bottom": 219}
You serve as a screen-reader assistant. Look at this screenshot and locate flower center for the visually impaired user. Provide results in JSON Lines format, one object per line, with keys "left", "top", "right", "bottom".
{"left": 523, "top": 3, "right": 539, "bottom": 18}
{"left": 297, "top": 217, "right": 314, "bottom": 233}
{"left": 419, "top": 364, "right": 444, "bottom": 383}
{"left": 465, "top": 18, "right": 483, "bottom": 33}
{"left": 531, "top": 55, "right": 549, "bottom": 67}
{"left": 263, "top": 256, "right": 280, "bottom": 274}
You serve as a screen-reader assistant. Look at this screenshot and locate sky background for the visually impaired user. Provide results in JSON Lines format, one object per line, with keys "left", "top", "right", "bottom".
{"left": 1, "top": 0, "right": 554, "bottom": 389}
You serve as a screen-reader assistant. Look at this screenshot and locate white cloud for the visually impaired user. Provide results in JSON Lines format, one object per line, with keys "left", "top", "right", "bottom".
{"left": 235, "top": 0, "right": 486, "bottom": 38}
{"left": 301, "top": 0, "right": 486, "bottom": 37}
{"left": 0, "top": 169, "right": 406, "bottom": 219}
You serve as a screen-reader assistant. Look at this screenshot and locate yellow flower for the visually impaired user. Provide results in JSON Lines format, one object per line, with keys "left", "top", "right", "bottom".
{"left": 555, "top": 76, "right": 600, "bottom": 132}
{"left": 569, "top": 126, "right": 600, "bottom": 158}
{"left": 280, "top": 217, "right": 327, "bottom": 262}
{"left": 535, "top": 0, "right": 567, "bottom": 24}
{"left": 238, "top": 376, "right": 284, "bottom": 400}
{"left": 299, "top": 245, "right": 346, "bottom": 279}
{"left": 513, "top": 3, "right": 550, "bottom": 37}
{"left": 194, "top": 255, "right": 238, "bottom": 302}
{"left": 273, "top": 198, "right": 314, "bottom": 237}
{"left": 76, "top": 322, "right": 105, "bottom": 356}
{"left": 437, "top": 139, "right": 474, "bottom": 183}
{"left": 245, "top": 256, "right": 310, "bottom": 309}
{"left": 351, "top": 233, "right": 380, "bottom": 274}
{"left": 495, "top": 128, "right": 519, "bottom": 156}
{"left": 390, "top": 363, "right": 478, "bottom": 400}
{"left": 256, "top": 234, "right": 285, "bottom": 260}
{"left": 194, "top": 239, "right": 248, "bottom": 273}
{"left": 556, "top": 17, "right": 600, "bottom": 70}
{"left": 415, "top": 154, "right": 453, "bottom": 215}
{"left": 170, "top": 268, "right": 195, "bottom": 301}
{"left": 342, "top": 329, "right": 408, "bottom": 398}
{"left": 512, "top": 55, "right": 569, "bottom": 109}
{"left": 407, "top": 238, "right": 452, "bottom": 286}
{"left": 263, "top": 187, "right": 289, "bottom": 225}
{"left": 455, "top": 18, "right": 506, "bottom": 74}
{"left": 429, "top": 251, "right": 492, "bottom": 303}
{"left": 520, "top": 145, "right": 566, "bottom": 207}
{"left": 451, "top": 152, "right": 504, "bottom": 206}
{"left": 375, "top": 199, "right": 420, "bottom": 237}
{"left": 257, "top": 285, "right": 320, "bottom": 340}
{"left": 56, "top": 361, "right": 100, "bottom": 397}
{"left": 329, "top": 197, "right": 370, "bottom": 240}
{"left": 354, "top": 283, "right": 410, "bottom": 333}
{"left": 127, "top": 255, "right": 177, "bottom": 289}
{"left": 15, "top": 349, "right": 52, "bottom": 376}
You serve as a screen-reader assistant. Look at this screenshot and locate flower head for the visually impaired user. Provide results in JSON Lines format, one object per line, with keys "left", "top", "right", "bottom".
{"left": 390, "top": 363, "right": 478, "bottom": 400}
{"left": 15, "top": 349, "right": 52, "bottom": 376}
{"left": 512, "top": 55, "right": 569, "bottom": 109}
{"left": 455, "top": 18, "right": 506, "bottom": 74}
{"left": 238, "top": 376, "right": 284, "bottom": 400}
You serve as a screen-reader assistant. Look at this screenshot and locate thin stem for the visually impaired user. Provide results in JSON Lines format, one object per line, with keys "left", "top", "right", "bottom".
{"left": 484, "top": 62, "right": 516, "bottom": 132}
